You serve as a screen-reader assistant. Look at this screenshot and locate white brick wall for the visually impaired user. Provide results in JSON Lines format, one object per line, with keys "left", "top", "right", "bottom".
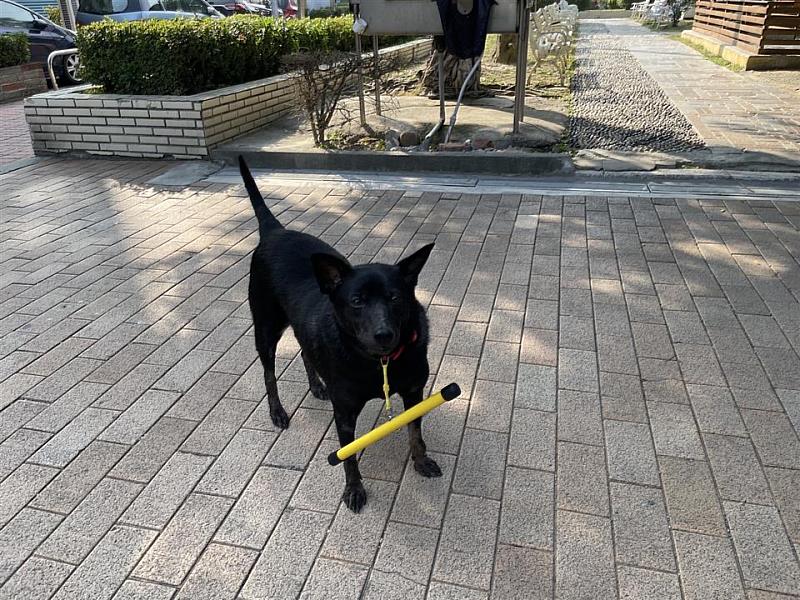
{"left": 25, "top": 39, "right": 432, "bottom": 160}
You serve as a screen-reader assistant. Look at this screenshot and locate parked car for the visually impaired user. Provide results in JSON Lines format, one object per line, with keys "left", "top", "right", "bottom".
{"left": 274, "top": 0, "right": 295, "bottom": 17}
{"left": 0, "top": 0, "right": 81, "bottom": 84}
{"left": 76, "top": 0, "right": 223, "bottom": 25}
{"left": 210, "top": 0, "right": 276, "bottom": 16}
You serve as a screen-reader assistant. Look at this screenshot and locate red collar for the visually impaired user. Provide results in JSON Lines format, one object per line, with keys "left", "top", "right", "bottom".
{"left": 384, "top": 330, "right": 418, "bottom": 362}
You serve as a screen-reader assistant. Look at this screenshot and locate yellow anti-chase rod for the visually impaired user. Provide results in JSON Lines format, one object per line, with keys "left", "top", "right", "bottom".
{"left": 327, "top": 383, "right": 461, "bottom": 466}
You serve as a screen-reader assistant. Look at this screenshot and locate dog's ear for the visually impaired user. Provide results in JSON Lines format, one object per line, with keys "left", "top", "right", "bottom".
{"left": 311, "top": 253, "right": 352, "bottom": 295}
{"left": 396, "top": 243, "right": 434, "bottom": 286}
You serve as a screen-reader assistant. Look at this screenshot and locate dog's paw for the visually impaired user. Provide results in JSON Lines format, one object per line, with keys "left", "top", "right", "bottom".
{"left": 270, "top": 405, "right": 290, "bottom": 429}
{"left": 342, "top": 483, "right": 367, "bottom": 513}
{"left": 310, "top": 383, "right": 328, "bottom": 401}
{"left": 414, "top": 455, "right": 442, "bottom": 478}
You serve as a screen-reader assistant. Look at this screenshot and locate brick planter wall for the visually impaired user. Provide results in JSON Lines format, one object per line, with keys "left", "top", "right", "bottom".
{"left": 25, "top": 38, "right": 432, "bottom": 159}
{"left": 1, "top": 63, "right": 47, "bottom": 104}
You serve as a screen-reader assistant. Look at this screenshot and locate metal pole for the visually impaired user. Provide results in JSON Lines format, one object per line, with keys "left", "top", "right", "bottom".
{"left": 513, "top": 1, "right": 530, "bottom": 133}
{"left": 372, "top": 35, "right": 381, "bottom": 116}
{"left": 438, "top": 50, "right": 445, "bottom": 125}
{"left": 354, "top": 31, "right": 367, "bottom": 127}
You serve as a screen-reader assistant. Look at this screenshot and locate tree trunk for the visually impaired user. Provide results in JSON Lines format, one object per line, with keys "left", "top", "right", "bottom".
{"left": 491, "top": 34, "right": 518, "bottom": 64}
{"left": 418, "top": 49, "right": 482, "bottom": 96}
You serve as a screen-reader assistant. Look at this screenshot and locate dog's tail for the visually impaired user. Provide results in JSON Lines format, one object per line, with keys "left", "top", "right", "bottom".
{"left": 239, "top": 155, "right": 281, "bottom": 237}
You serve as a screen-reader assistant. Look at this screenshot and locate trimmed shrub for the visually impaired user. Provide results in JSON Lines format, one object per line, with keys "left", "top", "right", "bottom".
{"left": 0, "top": 33, "right": 31, "bottom": 69}
{"left": 44, "top": 5, "right": 63, "bottom": 25}
{"left": 77, "top": 15, "right": 356, "bottom": 95}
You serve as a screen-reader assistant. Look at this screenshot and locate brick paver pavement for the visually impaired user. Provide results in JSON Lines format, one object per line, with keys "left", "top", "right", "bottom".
{"left": 600, "top": 19, "right": 800, "bottom": 155}
{"left": 2, "top": 159, "right": 800, "bottom": 599}
{"left": 0, "top": 100, "right": 34, "bottom": 166}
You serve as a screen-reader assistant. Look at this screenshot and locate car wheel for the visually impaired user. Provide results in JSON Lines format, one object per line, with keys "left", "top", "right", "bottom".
{"left": 62, "top": 52, "right": 82, "bottom": 85}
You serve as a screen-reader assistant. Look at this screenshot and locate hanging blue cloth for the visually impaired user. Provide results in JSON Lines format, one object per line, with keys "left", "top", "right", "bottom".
{"left": 435, "top": 0, "right": 497, "bottom": 59}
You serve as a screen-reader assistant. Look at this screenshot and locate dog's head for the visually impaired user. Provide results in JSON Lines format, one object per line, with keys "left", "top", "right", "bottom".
{"left": 311, "top": 244, "right": 434, "bottom": 357}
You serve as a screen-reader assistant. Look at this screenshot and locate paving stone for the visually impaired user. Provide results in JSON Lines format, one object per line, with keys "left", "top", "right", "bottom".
{"left": 764, "top": 467, "right": 800, "bottom": 543}
{"left": 487, "top": 309, "right": 524, "bottom": 343}
{"left": 445, "top": 321, "right": 486, "bottom": 357}
{"left": 195, "top": 428, "right": 276, "bottom": 497}
{"left": 659, "top": 456, "right": 726, "bottom": 536}
{"left": 371, "top": 521, "right": 438, "bottom": 586}
{"left": 674, "top": 342, "right": 726, "bottom": 386}
{"left": 52, "top": 525, "right": 157, "bottom": 600}
{"left": 673, "top": 530, "right": 745, "bottom": 600}
{"left": 467, "top": 379, "right": 514, "bottom": 432}
{"left": 555, "top": 510, "right": 616, "bottom": 600}
{"left": 741, "top": 408, "right": 800, "bottom": 468}
{"left": 26, "top": 381, "right": 109, "bottom": 432}
{"left": 755, "top": 346, "right": 800, "bottom": 389}
{"left": 604, "top": 420, "right": 659, "bottom": 485}
{"left": 558, "top": 389, "right": 602, "bottom": 446}
{"left": 703, "top": 433, "right": 772, "bottom": 505}
{"left": 300, "top": 558, "right": 369, "bottom": 600}
{"left": 617, "top": 566, "right": 682, "bottom": 600}
{"left": 559, "top": 315, "right": 595, "bottom": 351}
{"left": 0, "top": 508, "right": 61, "bottom": 583}
{"left": 557, "top": 441, "right": 609, "bottom": 517}
{"left": 263, "top": 407, "right": 331, "bottom": 469}
{"left": 38, "top": 477, "right": 142, "bottom": 565}
{"left": 452, "top": 428, "right": 506, "bottom": 500}
{"left": 109, "top": 416, "right": 196, "bottom": 483}
{"left": 599, "top": 371, "right": 647, "bottom": 423}
{"left": 391, "top": 451, "right": 455, "bottom": 528}
{"left": 320, "top": 478, "right": 396, "bottom": 565}
{"left": 610, "top": 482, "right": 676, "bottom": 571}
{"left": 0, "top": 398, "right": 46, "bottom": 443}
{"left": 558, "top": 348, "right": 598, "bottom": 392}
{"left": 240, "top": 508, "right": 332, "bottom": 600}
{"left": 0, "top": 556, "right": 73, "bottom": 600}
{"left": 113, "top": 580, "right": 176, "bottom": 600}
{"left": 520, "top": 327, "right": 558, "bottom": 366}
{"left": 133, "top": 493, "right": 233, "bottom": 586}
{"left": 121, "top": 451, "right": 213, "bottom": 529}
{"left": 290, "top": 440, "right": 346, "bottom": 513}
{"left": 361, "top": 570, "right": 425, "bottom": 600}
{"left": 686, "top": 384, "right": 746, "bottom": 436}
{"left": 98, "top": 389, "right": 179, "bottom": 445}
{"left": 647, "top": 401, "right": 704, "bottom": 459}
{"left": 509, "top": 408, "right": 555, "bottom": 471}
{"left": 154, "top": 348, "right": 221, "bottom": 392}
{"left": 93, "top": 363, "right": 169, "bottom": 411}
{"left": 477, "top": 341, "right": 519, "bottom": 383}
{"left": 426, "top": 582, "right": 488, "bottom": 600}
{"left": 0, "top": 463, "right": 58, "bottom": 528}
{"left": 514, "top": 364, "right": 556, "bottom": 412}
{"left": 0, "top": 428, "right": 51, "bottom": 480}
{"left": 491, "top": 545, "right": 552, "bottom": 600}
{"left": 432, "top": 493, "right": 500, "bottom": 590}
{"left": 626, "top": 293, "right": 665, "bottom": 324}
{"left": 499, "top": 466, "right": 554, "bottom": 550}
{"left": 29, "top": 407, "right": 117, "bottom": 468}
{"left": 214, "top": 465, "right": 301, "bottom": 549}
{"left": 724, "top": 501, "right": 800, "bottom": 595}
{"left": 167, "top": 371, "right": 238, "bottom": 420}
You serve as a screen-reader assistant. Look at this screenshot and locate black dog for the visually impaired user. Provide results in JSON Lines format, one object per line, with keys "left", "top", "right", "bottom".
{"left": 240, "top": 157, "right": 440, "bottom": 513}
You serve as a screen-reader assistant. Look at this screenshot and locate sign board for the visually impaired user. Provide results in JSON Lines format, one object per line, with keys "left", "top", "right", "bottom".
{"left": 358, "top": 0, "right": 520, "bottom": 35}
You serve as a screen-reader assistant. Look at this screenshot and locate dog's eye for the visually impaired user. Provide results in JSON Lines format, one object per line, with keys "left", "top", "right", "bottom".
{"left": 350, "top": 296, "right": 364, "bottom": 308}
{"left": 390, "top": 293, "right": 401, "bottom": 303}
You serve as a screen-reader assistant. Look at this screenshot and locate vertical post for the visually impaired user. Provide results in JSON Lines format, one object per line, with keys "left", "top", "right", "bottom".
{"left": 372, "top": 35, "right": 382, "bottom": 116}
{"left": 299, "top": 0, "right": 306, "bottom": 18}
{"left": 438, "top": 50, "right": 445, "bottom": 125}
{"left": 513, "top": 0, "right": 530, "bottom": 132}
{"left": 354, "top": 9, "right": 367, "bottom": 127}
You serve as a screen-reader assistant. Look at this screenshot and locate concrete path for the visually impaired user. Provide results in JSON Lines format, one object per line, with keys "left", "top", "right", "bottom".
{"left": 2, "top": 159, "right": 800, "bottom": 600}
{"left": 0, "top": 100, "right": 34, "bottom": 167}
{"left": 600, "top": 19, "right": 800, "bottom": 155}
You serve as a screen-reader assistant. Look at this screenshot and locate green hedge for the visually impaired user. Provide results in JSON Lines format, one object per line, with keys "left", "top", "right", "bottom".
{"left": 77, "top": 15, "right": 357, "bottom": 95}
{"left": 0, "top": 33, "right": 31, "bottom": 69}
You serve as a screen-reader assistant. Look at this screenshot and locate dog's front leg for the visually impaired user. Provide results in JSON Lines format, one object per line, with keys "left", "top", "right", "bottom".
{"left": 402, "top": 389, "right": 443, "bottom": 478}
{"left": 332, "top": 407, "right": 367, "bottom": 512}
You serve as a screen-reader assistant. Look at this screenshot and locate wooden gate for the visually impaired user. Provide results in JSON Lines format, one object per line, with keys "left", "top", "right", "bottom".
{"left": 692, "top": 0, "right": 800, "bottom": 55}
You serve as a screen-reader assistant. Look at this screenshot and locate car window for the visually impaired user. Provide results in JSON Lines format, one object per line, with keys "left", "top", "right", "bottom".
{"left": 151, "top": 0, "right": 206, "bottom": 12}
{"left": 77, "top": 0, "right": 129, "bottom": 14}
{"left": 0, "top": 1, "right": 35, "bottom": 28}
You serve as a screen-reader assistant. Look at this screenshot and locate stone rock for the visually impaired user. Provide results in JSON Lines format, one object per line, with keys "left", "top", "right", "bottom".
{"left": 471, "top": 138, "right": 494, "bottom": 150}
{"left": 385, "top": 129, "right": 400, "bottom": 150}
{"left": 399, "top": 130, "right": 420, "bottom": 147}
{"left": 438, "top": 142, "right": 469, "bottom": 152}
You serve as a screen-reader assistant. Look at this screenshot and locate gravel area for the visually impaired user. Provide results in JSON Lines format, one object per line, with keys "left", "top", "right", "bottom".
{"left": 569, "top": 22, "right": 705, "bottom": 152}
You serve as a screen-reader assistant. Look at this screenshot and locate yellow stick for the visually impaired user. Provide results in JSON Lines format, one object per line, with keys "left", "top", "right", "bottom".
{"left": 327, "top": 383, "right": 461, "bottom": 466}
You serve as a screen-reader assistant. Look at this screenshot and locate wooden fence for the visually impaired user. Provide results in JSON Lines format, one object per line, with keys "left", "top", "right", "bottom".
{"left": 692, "top": 0, "right": 800, "bottom": 55}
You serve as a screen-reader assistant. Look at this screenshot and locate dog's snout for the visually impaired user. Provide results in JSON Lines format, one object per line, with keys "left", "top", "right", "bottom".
{"left": 374, "top": 329, "right": 394, "bottom": 346}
